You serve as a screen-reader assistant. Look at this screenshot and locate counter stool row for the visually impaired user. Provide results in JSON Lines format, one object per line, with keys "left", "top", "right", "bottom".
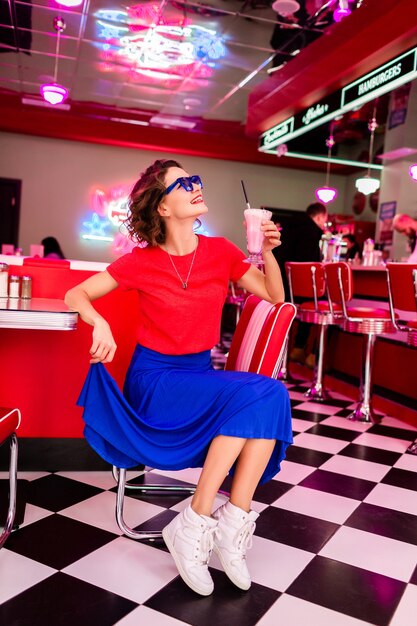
{"left": 284, "top": 262, "right": 417, "bottom": 425}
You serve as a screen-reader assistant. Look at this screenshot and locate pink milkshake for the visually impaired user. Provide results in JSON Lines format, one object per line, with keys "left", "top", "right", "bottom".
{"left": 244, "top": 208, "right": 272, "bottom": 264}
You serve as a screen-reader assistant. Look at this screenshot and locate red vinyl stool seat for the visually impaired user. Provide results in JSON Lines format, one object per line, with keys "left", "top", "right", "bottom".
{"left": 324, "top": 262, "right": 395, "bottom": 424}
{"left": 113, "top": 296, "right": 296, "bottom": 541}
{"left": 0, "top": 407, "right": 21, "bottom": 549}
{"left": 285, "top": 262, "right": 340, "bottom": 401}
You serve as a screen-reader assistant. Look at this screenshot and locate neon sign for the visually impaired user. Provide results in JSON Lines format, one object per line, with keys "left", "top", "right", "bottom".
{"left": 94, "top": 5, "right": 226, "bottom": 79}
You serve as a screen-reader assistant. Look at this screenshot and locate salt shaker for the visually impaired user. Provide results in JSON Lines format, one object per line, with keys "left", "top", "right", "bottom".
{"left": 8, "top": 275, "right": 21, "bottom": 298}
{"left": 0, "top": 263, "right": 9, "bottom": 297}
{"left": 21, "top": 275, "right": 32, "bottom": 299}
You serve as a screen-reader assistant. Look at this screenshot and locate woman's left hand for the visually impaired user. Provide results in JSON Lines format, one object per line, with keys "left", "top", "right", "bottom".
{"left": 261, "top": 220, "right": 281, "bottom": 253}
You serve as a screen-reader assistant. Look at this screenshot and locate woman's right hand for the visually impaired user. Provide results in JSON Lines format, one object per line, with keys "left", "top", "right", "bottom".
{"left": 90, "top": 318, "right": 117, "bottom": 363}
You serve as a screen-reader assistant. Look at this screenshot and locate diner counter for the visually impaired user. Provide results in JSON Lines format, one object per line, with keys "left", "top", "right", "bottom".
{"left": 351, "top": 265, "right": 389, "bottom": 299}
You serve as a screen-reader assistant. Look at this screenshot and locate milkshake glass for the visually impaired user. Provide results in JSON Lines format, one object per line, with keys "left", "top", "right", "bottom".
{"left": 244, "top": 208, "right": 272, "bottom": 264}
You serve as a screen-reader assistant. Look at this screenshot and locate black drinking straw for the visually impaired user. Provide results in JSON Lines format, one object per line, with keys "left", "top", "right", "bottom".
{"left": 240, "top": 180, "right": 251, "bottom": 210}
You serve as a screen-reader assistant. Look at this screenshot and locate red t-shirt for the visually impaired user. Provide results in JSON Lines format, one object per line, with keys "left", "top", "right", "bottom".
{"left": 107, "top": 235, "right": 249, "bottom": 355}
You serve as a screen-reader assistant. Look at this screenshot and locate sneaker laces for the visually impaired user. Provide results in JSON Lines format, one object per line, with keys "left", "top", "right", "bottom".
{"left": 195, "top": 523, "right": 219, "bottom": 565}
{"left": 233, "top": 519, "right": 256, "bottom": 559}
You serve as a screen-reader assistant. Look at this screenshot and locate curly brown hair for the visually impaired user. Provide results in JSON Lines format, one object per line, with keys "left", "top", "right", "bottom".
{"left": 125, "top": 159, "right": 182, "bottom": 246}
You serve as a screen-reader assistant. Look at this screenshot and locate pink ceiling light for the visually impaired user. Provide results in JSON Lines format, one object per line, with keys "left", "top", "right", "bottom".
{"left": 409, "top": 164, "right": 417, "bottom": 181}
{"left": 54, "top": 0, "right": 83, "bottom": 6}
{"left": 333, "top": 1, "right": 351, "bottom": 22}
{"left": 40, "top": 17, "right": 69, "bottom": 105}
{"left": 355, "top": 107, "right": 380, "bottom": 195}
{"left": 315, "top": 133, "right": 338, "bottom": 204}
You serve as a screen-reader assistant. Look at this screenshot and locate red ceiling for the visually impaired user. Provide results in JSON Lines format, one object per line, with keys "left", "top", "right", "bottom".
{"left": 246, "top": 0, "right": 417, "bottom": 137}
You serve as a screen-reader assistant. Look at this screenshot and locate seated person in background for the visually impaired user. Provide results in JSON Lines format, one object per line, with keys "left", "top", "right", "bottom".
{"left": 41, "top": 236, "right": 66, "bottom": 260}
{"left": 342, "top": 234, "right": 362, "bottom": 261}
{"left": 393, "top": 214, "right": 417, "bottom": 263}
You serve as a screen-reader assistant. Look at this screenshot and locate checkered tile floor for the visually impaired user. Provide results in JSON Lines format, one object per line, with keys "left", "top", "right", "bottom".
{"left": 1, "top": 367, "right": 417, "bottom": 624}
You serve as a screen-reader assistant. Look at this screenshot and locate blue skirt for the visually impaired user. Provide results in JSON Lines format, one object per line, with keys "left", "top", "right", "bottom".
{"left": 77, "top": 344, "right": 293, "bottom": 485}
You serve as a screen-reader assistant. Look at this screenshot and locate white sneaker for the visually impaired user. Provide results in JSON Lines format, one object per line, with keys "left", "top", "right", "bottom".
{"left": 162, "top": 505, "right": 218, "bottom": 596}
{"left": 212, "top": 501, "right": 259, "bottom": 591}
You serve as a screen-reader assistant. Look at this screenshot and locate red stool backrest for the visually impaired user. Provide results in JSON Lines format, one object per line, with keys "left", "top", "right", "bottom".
{"left": 285, "top": 262, "right": 326, "bottom": 301}
{"left": 0, "top": 408, "right": 20, "bottom": 444}
{"left": 226, "top": 295, "right": 296, "bottom": 378}
{"left": 386, "top": 263, "right": 417, "bottom": 312}
{"left": 324, "top": 262, "right": 353, "bottom": 312}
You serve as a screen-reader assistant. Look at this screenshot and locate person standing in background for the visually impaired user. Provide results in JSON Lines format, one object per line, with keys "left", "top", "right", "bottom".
{"left": 392, "top": 214, "right": 417, "bottom": 263}
{"left": 273, "top": 202, "right": 328, "bottom": 366}
{"left": 41, "top": 236, "right": 66, "bottom": 260}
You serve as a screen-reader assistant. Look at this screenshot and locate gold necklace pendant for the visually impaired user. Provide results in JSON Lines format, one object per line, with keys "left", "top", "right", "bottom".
{"left": 165, "top": 239, "right": 198, "bottom": 289}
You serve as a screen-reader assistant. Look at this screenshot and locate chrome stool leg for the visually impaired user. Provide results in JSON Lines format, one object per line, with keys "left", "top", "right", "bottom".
{"left": 0, "top": 434, "right": 18, "bottom": 549}
{"left": 304, "top": 324, "right": 330, "bottom": 402}
{"left": 407, "top": 440, "right": 417, "bottom": 455}
{"left": 347, "top": 333, "right": 380, "bottom": 424}
{"left": 278, "top": 337, "right": 298, "bottom": 383}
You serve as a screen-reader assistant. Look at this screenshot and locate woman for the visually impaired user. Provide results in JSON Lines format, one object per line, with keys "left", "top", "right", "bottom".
{"left": 41, "top": 236, "right": 66, "bottom": 259}
{"left": 65, "top": 159, "right": 292, "bottom": 596}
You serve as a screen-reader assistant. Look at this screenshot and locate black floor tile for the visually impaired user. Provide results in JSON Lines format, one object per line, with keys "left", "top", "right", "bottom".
{"left": 5, "top": 513, "right": 117, "bottom": 569}
{"left": 339, "top": 443, "right": 402, "bottom": 466}
{"left": 290, "top": 409, "right": 328, "bottom": 423}
{"left": 381, "top": 467, "right": 417, "bottom": 492}
{"left": 299, "top": 469, "right": 376, "bottom": 500}
{"left": 410, "top": 565, "right": 417, "bottom": 585}
{"left": 145, "top": 568, "right": 280, "bottom": 626}
{"left": 26, "top": 473, "right": 103, "bottom": 512}
{"left": 219, "top": 475, "right": 293, "bottom": 505}
{"left": 287, "top": 555, "right": 406, "bottom": 626}
{"left": 345, "top": 502, "right": 417, "bottom": 546}
{"left": 255, "top": 506, "right": 339, "bottom": 553}
{"left": 0, "top": 479, "right": 28, "bottom": 528}
{"left": 305, "top": 424, "right": 362, "bottom": 442}
{"left": 0, "top": 572, "right": 137, "bottom": 626}
{"left": 132, "top": 508, "right": 177, "bottom": 550}
{"left": 285, "top": 445, "right": 332, "bottom": 467}
{"left": 335, "top": 408, "right": 356, "bottom": 418}
{"left": 367, "top": 424, "right": 417, "bottom": 442}
{"left": 322, "top": 398, "right": 354, "bottom": 408}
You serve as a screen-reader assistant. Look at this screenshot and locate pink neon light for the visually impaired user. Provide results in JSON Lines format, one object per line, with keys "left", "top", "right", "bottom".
{"left": 315, "top": 186, "right": 338, "bottom": 204}
{"left": 40, "top": 83, "right": 68, "bottom": 105}
{"left": 333, "top": 7, "right": 351, "bottom": 22}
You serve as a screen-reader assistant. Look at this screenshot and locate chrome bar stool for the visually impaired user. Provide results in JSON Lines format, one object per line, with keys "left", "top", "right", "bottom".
{"left": 113, "top": 296, "right": 296, "bottom": 540}
{"left": 0, "top": 407, "right": 21, "bottom": 549}
{"left": 286, "top": 262, "right": 340, "bottom": 401}
{"left": 324, "top": 262, "right": 395, "bottom": 424}
{"left": 386, "top": 263, "right": 417, "bottom": 453}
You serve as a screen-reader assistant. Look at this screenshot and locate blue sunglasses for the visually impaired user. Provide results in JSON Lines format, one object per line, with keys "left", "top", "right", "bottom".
{"left": 162, "top": 175, "right": 203, "bottom": 196}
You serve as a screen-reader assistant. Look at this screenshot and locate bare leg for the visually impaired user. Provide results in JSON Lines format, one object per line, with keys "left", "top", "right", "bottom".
{"left": 229, "top": 439, "right": 276, "bottom": 512}
{"left": 191, "top": 435, "right": 247, "bottom": 516}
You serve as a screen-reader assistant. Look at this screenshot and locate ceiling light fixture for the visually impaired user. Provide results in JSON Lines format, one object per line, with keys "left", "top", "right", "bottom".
{"left": 40, "top": 17, "right": 68, "bottom": 105}
{"left": 410, "top": 164, "right": 417, "bottom": 181}
{"left": 271, "top": 1, "right": 300, "bottom": 17}
{"left": 355, "top": 105, "right": 381, "bottom": 195}
{"left": 315, "top": 131, "right": 338, "bottom": 204}
{"left": 54, "top": 0, "right": 83, "bottom": 7}
{"left": 333, "top": 0, "right": 351, "bottom": 22}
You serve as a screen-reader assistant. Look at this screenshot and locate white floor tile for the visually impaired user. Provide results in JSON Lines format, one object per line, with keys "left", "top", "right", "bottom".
{"left": 294, "top": 402, "right": 346, "bottom": 416}
{"left": 320, "top": 416, "right": 372, "bottom": 432}
{"left": 0, "top": 471, "right": 49, "bottom": 481}
{"left": 319, "top": 526, "right": 417, "bottom": 582}
{"left": 150, "top": 467, "right": 202, "bottom": 485}
{"left": 20, "top": 503, "right": 54, "bottom": 529}
{"left": 115, "top": 605, "right": 189, "bottom": 626}
{"left": 257, "top": 594, "right": 374, "bottom": 626}
{"left": 210, "top": 535, "right": 315, "bottom": 592}
{"left": 380, "top": 416, "right": 417, "bottom": 431}
{"left": 63, "top": 537, "right": 178, "bottom": 604}
{"left": 273, "top": 460, "right": 316, "bottom": 485}
{"left": 319, "top": 455, "right": 391, "bottom": 483}
{"left": 389, "top": 584, "right": 417, "bottom": 626}
{"left": 288, "top": 391, "right": 309, "bottom": 401}
{"left": 292, "top": 418, "right": 318, "bottom": 433}
{"left": 0, "top": 549, "right": 56, "bottom": 604}
{"left": 353, "top": 433, "right": 412, "bottom": 453}
{"left": 394, "top": 454, "right": 417, "bottom": 473}
{"left": 292, "top": 433, "right": 350, "bottom": 454}
{"left": 272, "top": 485, "right": 361, "bottom": 525}
{"left": 56, "top": 470, "right": 125, "bottom": 490}
{"left": 364, "top": 483, "right": 417, "bottom": 516}
{"left": 329, "top": 391, "right": 355, "bottom": 402}
{"left": 59, "top": 491, "right": 166, "bottom": 535}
